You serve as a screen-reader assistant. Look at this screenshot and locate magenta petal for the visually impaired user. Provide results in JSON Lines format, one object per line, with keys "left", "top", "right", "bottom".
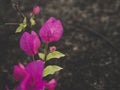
{"left": 16, "top": 85, "right": 23, "bottom": 90}
{"left": 31, "top": 31, "right": 40, "bottom": 55}
{"left": 50, "top": 20, "right": 63, "bottom": 41}
{"left": 25, "top": 60, "right": 44, "bottom": 80}
{"left": 20, "top": 31, "right": 40, "bottom": 56}
{"left": 16, "top": 75, "right": 30, "bottom": 90}
{"left": 20, "top": 32, "right": 33, "bottom": 56}
{"left": 31, "top": 31, "right": 38, "bottom": 36}
{"left": 20, "top": 32, "right": 28, "bottom": 51}
{"left": 46, "top": 79, "right": 57, "bottom": 90}
{"left": 17, "top": 74, "right": 45, "bottom": 90}
{"left": 13, "top": 63, "right": 27, "bottom": 81}
{"left": 39, "top": 23, "right": 51, "bottom": 43}
{"left": 15, "top": 61, "right": 45, "bottom": 90}
{"left": 39, "top": 17, "right": 63, "bottom": 43}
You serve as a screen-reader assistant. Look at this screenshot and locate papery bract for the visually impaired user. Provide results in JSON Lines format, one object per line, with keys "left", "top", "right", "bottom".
{"left": 13, "top": 63, "right": 27, "bottom": 81}
{"left": 46, "top": 79, "right": 57, "bottom": 90}
{"left": 39, "top": 17, "right": 63, "bottom": 43}
{"left": 14, "top": 60, "right": 45, "bottom": 90}
{"left": 20, "top": 31, "right": 40, "bottom": 56}
{"left": 32, "top": 5, "right": 40, "bottom": 15}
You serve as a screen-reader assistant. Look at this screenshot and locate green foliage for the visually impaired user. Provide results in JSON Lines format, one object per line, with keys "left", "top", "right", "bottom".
{"left": 38, "top": 53, "right": 45, "bottom": 60}
{"left": 30, "top": 16, "right": 36, "bottom": 26}
{"left": 46, "top": 51, "right": 65, "bottom": 61}
{"left": 43, "top": 65, "right": 63, "bottom": 77}
{"left": 38, "top": 51, "right": 65, "bottom": 61}
{"left": 16, "top": 17, "right": 27, "bottom": 33}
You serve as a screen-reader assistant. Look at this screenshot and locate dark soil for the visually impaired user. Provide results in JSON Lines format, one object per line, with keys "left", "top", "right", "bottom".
{"left": 0, "top": 0, "right": 120, "bottom": 90}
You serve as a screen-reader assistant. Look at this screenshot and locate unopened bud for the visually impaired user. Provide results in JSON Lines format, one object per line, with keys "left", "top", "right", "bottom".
{"left": 32, "top": 5, "right": 40, "bottom": 15}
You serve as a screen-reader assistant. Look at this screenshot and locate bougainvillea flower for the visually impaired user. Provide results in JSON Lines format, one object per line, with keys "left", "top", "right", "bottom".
{"left": 14, "top": 60, "right": 45, "bottom": 90}
{"left": 32, "top": 5, "right": 40, "bottom": 15}
{"left": 13, "top": 63, "right": 27, "bottom": 81}
{"left": 20, "top": 31, "right": 40, "bottom": 56}
{"left": 39, "top": 17, "right": 63, "bottom": 43}
{"left": 46, "top": 79, "right": 57, "bottom": 90}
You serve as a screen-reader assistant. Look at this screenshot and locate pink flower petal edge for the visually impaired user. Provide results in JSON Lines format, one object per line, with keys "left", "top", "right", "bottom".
{"left": 20, "top": 31, "right": 40, "bottom": 56}
{"left": 46, "top": 79, "right": 57, "bottom": 90}
{"left": 14, "top": 60, "right": 45, "bottom": 90}
{"left": 39, "top": 17, "right": 63, "bottom": 43}
{"left": 13, "top": 63, "right": 27, "bottom": 81}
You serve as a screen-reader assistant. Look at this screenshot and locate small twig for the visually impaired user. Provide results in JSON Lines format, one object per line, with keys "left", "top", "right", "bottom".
{"left": 32, "top": 55, "right": 35, "bottom": 61}
{"left": 15, "top": 4, "right": 25, "bottom": 18}
{"left": 5, "top": 23, "right": 19, "bottom": 25}
{"left": 44, "top": 43, "right": 49, "bottom": 61}
{"left": 12, "top": 0, "right": 25, "bottom": 18}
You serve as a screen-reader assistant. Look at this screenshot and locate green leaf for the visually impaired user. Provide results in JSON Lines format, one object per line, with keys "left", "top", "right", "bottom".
{"left": 46, "top": 51, "right": 65, "bottom": 61}
{"left": 30, "top": 16, "right": 36, "bottom": 26}
{"left": 43, "top": 65, "right": 63, "bottom": 77}
{"left": 16, "top": 25, "right": 23, "bottom": 33}
{"left": 23, "top": 17, "right": 27, "bottom": 24}
{"left": 22, "top": 17, "right": 27, "bottom": 28}
{"left": 38, "top": 53, "right": 45, "bottom": 60}
{"left": 15, "top": 24, "right": 27, "bottom": 33}
{"left": 15, "top": 17, "right": 27, "bottom": 33}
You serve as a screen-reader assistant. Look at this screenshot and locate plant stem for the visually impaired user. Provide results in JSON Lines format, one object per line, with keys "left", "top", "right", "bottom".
{"left": 5, "top": 23, "right": 19, "bottom": 25}
{"left": 32, "top": 55, "right": 35, "bottom": 61}
{"left": 14, "top": 2, "right": 25, "bottom": 18}
{"left": 44, "top": 43, "right": 49, "bottom": 61}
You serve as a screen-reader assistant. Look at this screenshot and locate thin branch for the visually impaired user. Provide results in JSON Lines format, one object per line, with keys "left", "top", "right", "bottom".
{"left": 44, "top": 43, "right": 49, "bottom": 61}
{"left": 12, "top": 0, "right": 25, "bottom": 18}
{"left": 14, "top": 4, "right": 25, "bottom": 18}
{"left": 5, "top": 23, "right": 19, "bottom": 25}
{"left": 32, "top": 55, "right": 35, "bottom": 61}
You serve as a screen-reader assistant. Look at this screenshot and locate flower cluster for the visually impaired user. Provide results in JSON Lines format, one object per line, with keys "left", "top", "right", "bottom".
{"left": 20, "top": 31, "right": 40, "bottom": 56}
{"left": 13, "top": 5, "right": 64, "bottom": 90}
{"left": 20, "top": 17, "right": 63, "bottom": 56}
{"left": 39, "top": 17, "right": 63, "bottom": 43}
{"left": 14, "top": 60, "right": 56, "bottom": 90}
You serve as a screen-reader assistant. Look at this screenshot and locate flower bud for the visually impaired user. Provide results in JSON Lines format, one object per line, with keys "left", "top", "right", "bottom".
{"left": 39, "top": 17, "right": 63, "bottom": 43}
{"left": 32, "top": 5, "right": 40, "bottom": 15}
{"left": 50, "top": 46, "right": 56, "bottom": 52}
{"left": 20, "top": 31, "right": 40, "bottom": 56}
{"left": 46, "top": 79, "right": 57, "bottom": 90}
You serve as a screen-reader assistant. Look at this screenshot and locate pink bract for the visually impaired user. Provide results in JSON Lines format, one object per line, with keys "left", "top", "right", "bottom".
{"left": 14, "top": 60, "right": 57, "bottom": 90}
{"left": 46, "top": 79, "right": 57, "bottom": 90}
{"left": 32, "top": 5, "right": 40, "bottom": 15}
{"left": 13, "top": 63, "right": 27, "bottom": 81}
{"left": 20, "top": 31, "right": 40, "bottom": 56}
{"left": 39, "top": 17, "right": 63, "bottom": 43}
{"left": 14, "top": 60, "right": 45, "bottom": 90}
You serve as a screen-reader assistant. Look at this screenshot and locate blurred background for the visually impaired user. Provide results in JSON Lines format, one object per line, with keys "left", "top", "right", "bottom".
{"left": 0, "top": 0, "right": 120, "bottom": 90}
